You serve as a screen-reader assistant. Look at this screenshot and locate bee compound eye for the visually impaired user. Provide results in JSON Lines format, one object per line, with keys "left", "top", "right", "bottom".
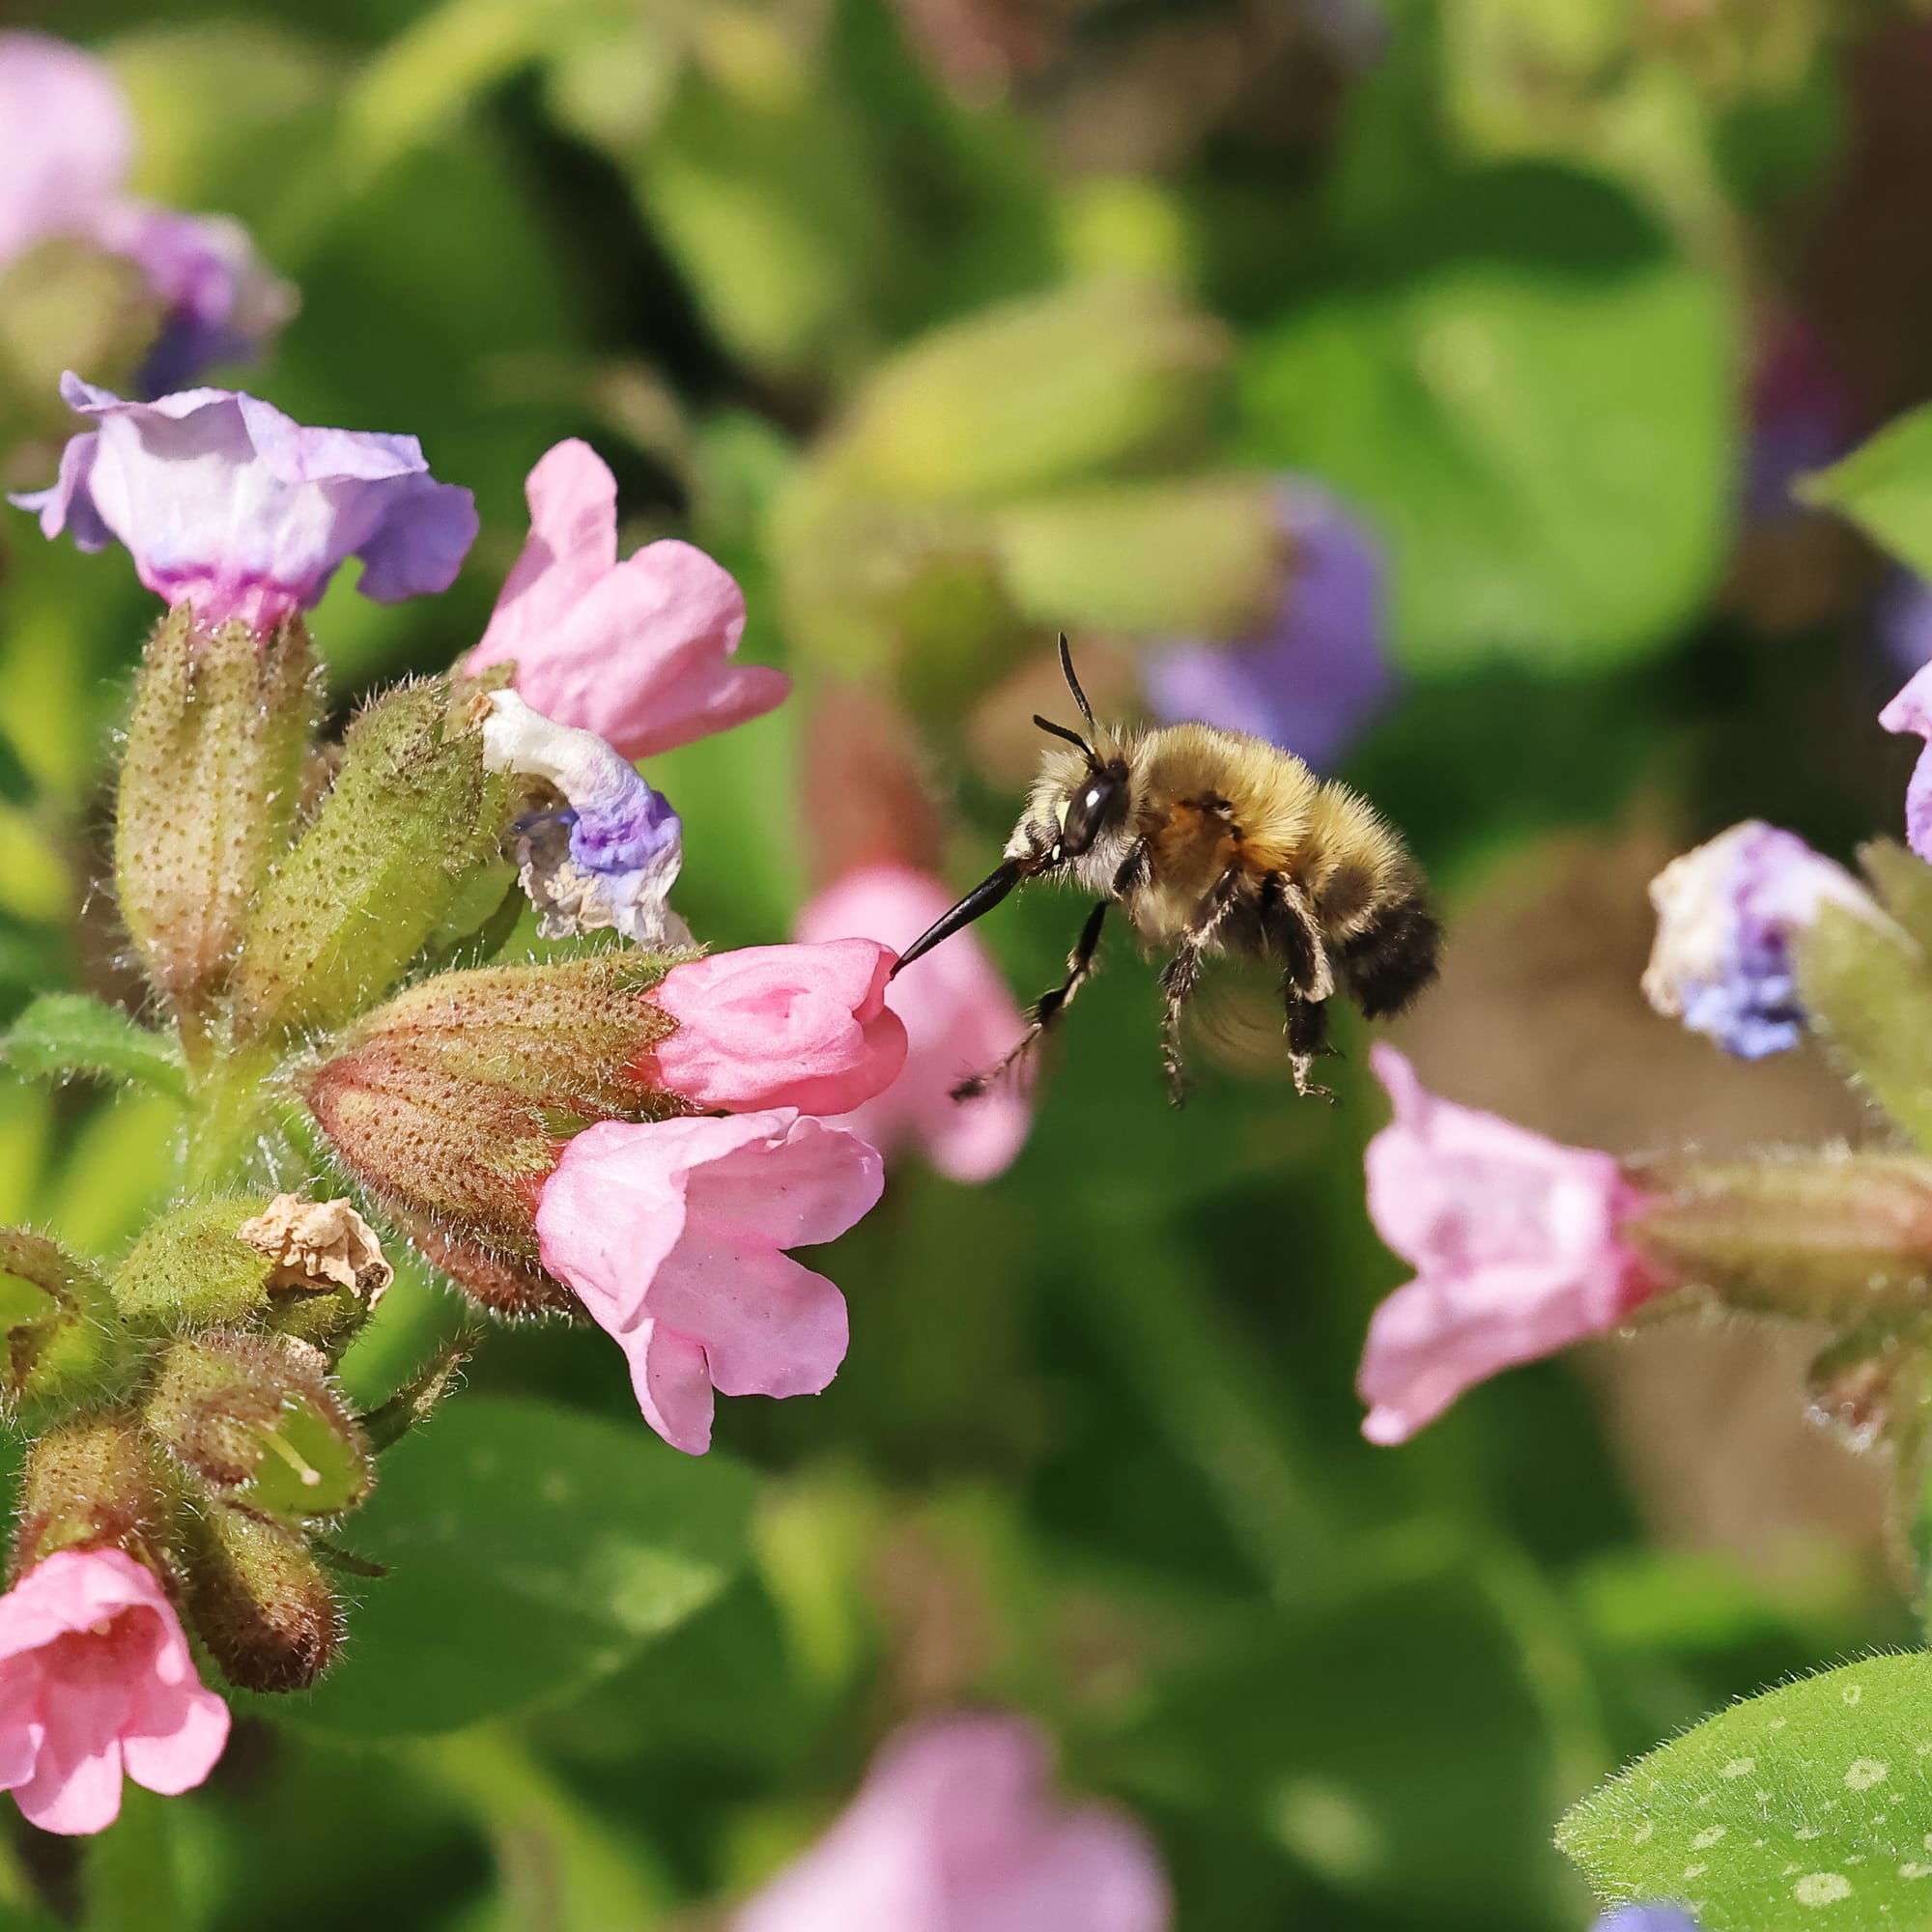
{"left": 1059, "top": 776, "right": 1122, "bottom": 857}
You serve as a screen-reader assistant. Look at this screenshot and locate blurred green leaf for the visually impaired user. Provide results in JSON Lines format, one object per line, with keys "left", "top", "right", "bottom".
{"left": 1559, "top": 1653, "right": 1932, "bottom": 1929}
{"left": 280, "top": 1397, "right": 754, "bottom": 1737}
{"left": 1803, "top": 403, "right": 1932, "bottom": 577}
{"left": 5, "top": 994, "right": 186, "bottom": 1103}
{"left": 1243, "top": 163, "right": 1732, "bottom": 672}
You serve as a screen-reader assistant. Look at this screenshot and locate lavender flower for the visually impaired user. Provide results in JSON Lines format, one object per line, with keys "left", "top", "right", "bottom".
{"left": 1642, "top": 821, "right": 1879, "bottom": 1058}
{"left": 93, "top": 207, "right": 298, "bottom": 399}
{"left": 480, "top": 693, "right": 688, "bottom": 946}
{"left": 0, "top": 33, "right": 291, "bottom": 391}
{"left": 13, "top": 375, "right": 476, "bottom": 634}
{"left": 1142, "top": 479, "right": 1391, "bottom": 770}
{"left": 1592, "top": 1909, "right": 1700, "bottom": 1932}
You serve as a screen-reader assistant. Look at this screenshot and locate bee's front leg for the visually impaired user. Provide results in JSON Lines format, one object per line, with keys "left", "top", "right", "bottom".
{"left": 952, "top": 900, "right": 1108, "bottom": 1101}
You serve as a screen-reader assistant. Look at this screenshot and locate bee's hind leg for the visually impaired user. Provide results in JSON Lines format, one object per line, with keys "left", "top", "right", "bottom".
{"left": 1284, "top": 989, "right": 1339, "bottom": 1105}
{"left": 952, "top": 901, "right": 1107, "bottom": 1100}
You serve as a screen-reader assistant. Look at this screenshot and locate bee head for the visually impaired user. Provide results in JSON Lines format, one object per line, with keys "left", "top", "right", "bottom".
{"left": 1030, "top": 635, "right": 1127, "bottom": 862}
{"left": 891, "top": 637, "right": 1123, "bottom": 979}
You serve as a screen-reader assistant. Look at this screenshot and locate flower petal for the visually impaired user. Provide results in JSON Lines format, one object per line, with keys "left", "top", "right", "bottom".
{"left": 0, "top": 34, "right": 131, "bottom": 265}
{"left": 796, "top": 865, "right": 1032, "bottom": 1182}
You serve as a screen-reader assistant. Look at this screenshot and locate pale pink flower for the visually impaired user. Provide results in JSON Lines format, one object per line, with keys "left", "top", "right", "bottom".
{"left": 1882, "top": 663, "right": 1932, "bottom": 863}
{"left": 1357, "top": 1046, "right": 1662, "bottom": 1445}
{"left": 796, "top": 865, "right": 1031, "bottom": 1181}
{"left": 464, "top": 440, "right": 789, "bottom": 758}
{"left": 734, "top": 1713, "right": 1170, "bottom": 1932}
{"left": 0, "top": 33, "right": 131, "bottom": 267}
{"left": 0, "top": 1548, "right": 229, "bottom": 1835}
{"left": 647, "top": 940, "right": 908, "bottom": 1117}
{"left": 535, "top": 1111, "right": 884, "bottom": 1454}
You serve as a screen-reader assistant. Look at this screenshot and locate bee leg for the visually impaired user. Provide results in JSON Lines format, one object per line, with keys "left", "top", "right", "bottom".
{"left": 1157, "top": 877, "right": 1242, "bottom": 1108}
{"left": 1284, "top": 990, "right": 1338, "bottom": 1105}
{"left": 952, "top": 900, "right": 1107, "bottom": 1100}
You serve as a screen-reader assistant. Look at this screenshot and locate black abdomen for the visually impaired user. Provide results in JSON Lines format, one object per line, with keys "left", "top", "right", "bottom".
{"left": 1340, "top": 894, "right": 1441, "bottom": 1019}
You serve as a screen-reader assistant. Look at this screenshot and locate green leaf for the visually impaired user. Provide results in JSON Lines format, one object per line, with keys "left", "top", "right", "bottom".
{"left": 3, "top": 994, "right": 186, "bottom": 1103}
{"left": 276, "top": 1397, "right": 754, "bottom": 1738}
{"left": 1803, "top": 405, "right": 1932, "bottom": 576}
{"left": 1558, "top": 1652, "right": 1932, "bottom": 1928}
{"left": 1241, "top": 163, "right": 1732, "bottom": 672}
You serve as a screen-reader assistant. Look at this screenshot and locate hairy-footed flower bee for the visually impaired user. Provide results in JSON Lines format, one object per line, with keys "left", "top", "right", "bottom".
{"left": 891, "top": 638, "right": 1441, "bottom": 1103}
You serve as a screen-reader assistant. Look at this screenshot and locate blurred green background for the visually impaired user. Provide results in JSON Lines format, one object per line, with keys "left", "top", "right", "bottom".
{"left": 3, "top": 0, "right": 1930, "bottom": 1924}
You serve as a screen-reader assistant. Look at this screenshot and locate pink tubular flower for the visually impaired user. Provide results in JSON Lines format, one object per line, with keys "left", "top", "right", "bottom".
{"left": 1357, "top": 1046, "right": 1663, "bottom": 1446}
{"left": 796, "top": 865, "right": 1031, "bottom": 1182}
{"left": 463, "top": 440, "right": 789, "bottom": 759}
{"left": 1881, "top": 663, "right": 1932, "bottom": 862}
{"left": 733, "top": 1713, "right": 1170, "bottom": 1932}
{"left": 535, "top": 1111, "right": 884, "bottom": 1454}
{"left": 14, "top": 374, "right": 476, "bottom": 633}
{"left": 647, "top": 940, "right": 908, "bottom": 1116}
{"left": 0, "top": 1548, "right": 229, "bottom": 1835}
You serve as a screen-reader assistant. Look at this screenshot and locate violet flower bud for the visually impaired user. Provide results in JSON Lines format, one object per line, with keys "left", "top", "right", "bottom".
{"left": 1642, "top": 821, "right": 1882, "bottom": 1059}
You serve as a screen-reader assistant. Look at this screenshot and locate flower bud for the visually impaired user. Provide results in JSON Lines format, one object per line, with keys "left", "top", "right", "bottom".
{"left": 0, "top": 1228, "right": 117, "bottom": 1418}
{"left": 145, "top": 1331, "right": 371, "bottom": 1524}
{"left": 1643, "top": 820, "right": 1885, "bottom": 1059}
{"left": 181, "top": 1503, "right": 340, "bottom": 1691}
{"left": 229, "top": 675, "right": 516, "bottom": 1045}
{"left": 114, "top": 604, "right": 322, "bottom": 1037}
{"left": 14, "top": 1413, "right": 169, "bottom": 1578}
{"left": 111, "top": 1196, "right": 275, "bottom": 1333}
{"left": 329, "top": 953, "right": 688, "bottom": 1121}
{"left": 1624, "top": 1150, "right": 1932, "bottom": 1328}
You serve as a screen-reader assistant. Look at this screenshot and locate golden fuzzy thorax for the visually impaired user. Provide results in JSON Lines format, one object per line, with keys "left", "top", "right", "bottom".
{"left": 1012, "top": 723, "right": 1420, "bottom": 956}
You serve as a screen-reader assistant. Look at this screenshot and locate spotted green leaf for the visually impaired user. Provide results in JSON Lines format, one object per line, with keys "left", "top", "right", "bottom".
{"left": 1558, "top": 1654, "right": 1932, "bottom": 1928}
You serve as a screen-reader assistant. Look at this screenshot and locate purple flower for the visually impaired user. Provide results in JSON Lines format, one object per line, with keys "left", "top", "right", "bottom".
{"left": 1743, "top": 315, "right": 1853, "bottom": 527}
{"left": 0, "top": 34, "right": 291, "bottom": 392}
{"left": 480, "top": 694, "right": 688, "bottom": 946}
{"left": 1593, "top": 1910, "right": 1700, "bottom": 1932}
{"left": 12, "top": 374, "right": 477, "bottom": 634}
{"left": 91, "top": 206, "right": 298, "bottom": 399}
{"left": 1142, "top": 480, "right": 1392, "bottom": 770}
{"left": 1642, "top": 821, "right": 1879, "bottom": 1058}
{"left": 0, "top": 33, "right": 130, "bottom": 268}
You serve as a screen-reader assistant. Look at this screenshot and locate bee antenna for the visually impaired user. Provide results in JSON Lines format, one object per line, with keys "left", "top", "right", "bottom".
{"left": 1033, "top": 714, "right": 1093, "bottom": 757}
{"left": 1057, "top": 633, "right": 1099, "bottom": 736}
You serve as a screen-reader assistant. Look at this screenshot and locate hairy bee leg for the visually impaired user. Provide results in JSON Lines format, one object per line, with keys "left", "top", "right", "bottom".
{"left": 1157, "top": 877, "right": 1241, "bottom": 1108}
{"left": 952, "top": 901, "right": 1108, "bottom": 1101}
{"left": 1284, "top": 990, "right": 1338, "bottom": 1105}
